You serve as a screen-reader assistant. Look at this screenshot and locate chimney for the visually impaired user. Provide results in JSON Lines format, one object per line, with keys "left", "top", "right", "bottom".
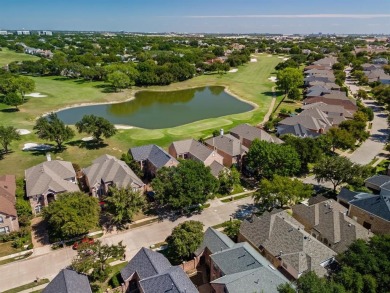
{"left": 220, "top": 128, "right": 224, "bottom": 136}
{"left": 46, "top": 153, "right": 51, "bottom": 162}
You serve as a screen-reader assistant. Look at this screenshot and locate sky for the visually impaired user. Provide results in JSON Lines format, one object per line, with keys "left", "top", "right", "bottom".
{"left": 1, "top": 0, "right": 390, "bottom": 34}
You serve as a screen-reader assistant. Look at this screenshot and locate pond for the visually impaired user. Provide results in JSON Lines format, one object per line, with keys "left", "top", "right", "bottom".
{"left": 56, "top": 86, "right": 254, "bottom": 129}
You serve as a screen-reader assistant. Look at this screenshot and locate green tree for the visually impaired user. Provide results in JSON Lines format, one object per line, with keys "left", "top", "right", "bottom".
{"left": 339, "top": 120, "right": 369, "bottom": 143}
{"left": 276, "top": 67, "right": 303, "bottom": 101}
{"left": 0, "top": 126, "right": 21, "bottom": 153}
{"left": 218, "top": 167, "right": 240, "bottom": 195}
{"left": 325, "top": 127, "right": 356, "bottom": 152}
{"left": 253, "top": 175, "right": 313, "bottom": 208}
{"left": 15, "top": 76, "right": 35, "bottom": 101}
{"left": 223, "top": 219, "right": 241, "bottom": 240}
{"left": 152, "top": 160, "right": 218, "bottom": 210}
{"left": 105, "top": 186, "right": 145, "bottom": 226}
{"left": 3, "top": 92, "right": 23, "bottom": 110}
{"left": 75, "top": 115, "right": 117, "bottom": 141}
{"left": 71, "top": 240, "right": 126, "bottom": 282}
{"left": 313, "top": 156, "right": 360, "bottom": 192}
{"left": 287, "top": 87, "right": 301, "bottom": 101}
{"left": 107, "top": 71, "right": 131, "bottom": 92}
{"left": 34, "top": 113, "right": 75, "bottom": 150}
{"left": 120, "top": 153, "right": 143, "bottom": 178}
{"left": 246, "top": 140, "right": 300, "bottom": 179}
{"left": 166, "top": 220, "right": 204, "bottom": 263}
{"left": 356, "top": 89, "right": 368, "bottom": 100}
{"left": 43, "top": 192, "right": 100, "bottom": 240}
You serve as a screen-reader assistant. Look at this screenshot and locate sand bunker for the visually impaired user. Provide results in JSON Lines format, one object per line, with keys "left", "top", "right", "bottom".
{"left": 16, "top": 129, "right": 31, "bottom": 135}
{"left": 267, "top": 55, "right": 272, "bottom": 57}
{"left": 228, "top": 68, "right": 238, "bottom": 73}
{"left": 250, "top": 58, "right": 257, "bottom": 62}
{"left": 115, "top": 125, "right": 134, "bottom": 130}
{"left": 23, "top": 143, "right": 53, "bottom": 151}
{"left": 25, "top": 93, "right": 47, "bottom": 98}
{"left": 268, "top": 76, "right": 277, "bottom": 82}
{"left": 81, "top": 136, "right": 94, "bottom": 142}
{"left": 283, "top": 58, "right": 289, "bottom": 61}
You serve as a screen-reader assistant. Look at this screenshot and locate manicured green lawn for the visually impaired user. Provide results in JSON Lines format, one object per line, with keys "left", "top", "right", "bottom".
{"left": 0, "top": 47, "right": 39, "bottom": 66}
{"left": 0, "top": 54, "right": 282, "bottom": 177}
{"left": 3, "top": 279, "right": 49, "bottom": 293}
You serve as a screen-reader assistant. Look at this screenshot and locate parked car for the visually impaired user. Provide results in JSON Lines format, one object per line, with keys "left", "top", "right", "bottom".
{"left": 72, "top": 237, "right": 94, "bottom": 250}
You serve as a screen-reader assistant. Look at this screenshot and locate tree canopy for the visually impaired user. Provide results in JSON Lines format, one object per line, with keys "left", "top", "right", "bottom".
{"left": 0, "top": 125, "right": 20, "bottom": 153}
{"left": 276, "top": 67, "right": 304, "bottom": 97}
{"left": 34, "top": 113, "right": 75, "bottom": 149}
{"left": 253, "top": 175, "right": 313, "bottom": 208}
{"left": 75, "top": 114, "right": 117, "bottom": 141}
{"left": 72, "top": 240, "right": 126, "bottom": 282}
{"left": 152, "top": 160, "right": 219, "bottom": 210}
{"left": 43, "top": 192, "right": 100, "bottom": 240}
{"left": 105, "top": 186, "right": 145, "bottom": 226}
{"left": 166, "top": 220, "right": 204, "bottom": 264}
{"left": 246, "top": 139, "right": 300, "bottom": 179}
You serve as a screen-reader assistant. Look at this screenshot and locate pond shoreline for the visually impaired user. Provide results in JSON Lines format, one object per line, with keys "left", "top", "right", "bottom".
{"left": 40, "top": 85, "right": 256, "bottom": 125}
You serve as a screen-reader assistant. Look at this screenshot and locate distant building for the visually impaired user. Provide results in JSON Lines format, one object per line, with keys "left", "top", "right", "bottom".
{"left": 0, "top": 30, "right": 8, "bottom": 35}
{"left": 38, "top": 31, "right": 53, "bottom": 36}
{"left": 16, "top": 30, "right": 30, "bottom": 35}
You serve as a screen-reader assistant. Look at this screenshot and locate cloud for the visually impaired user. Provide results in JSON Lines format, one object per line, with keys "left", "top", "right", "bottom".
{"left": 183, "top": 14, "right": 390, "bottom": 19}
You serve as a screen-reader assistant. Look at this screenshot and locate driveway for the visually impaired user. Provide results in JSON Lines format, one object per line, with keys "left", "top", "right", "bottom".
{"left": 0, "top": 197, "right": 253, "bottom": 292}
{"left": 347, "top": 100, "right": 389, "bottom": 165}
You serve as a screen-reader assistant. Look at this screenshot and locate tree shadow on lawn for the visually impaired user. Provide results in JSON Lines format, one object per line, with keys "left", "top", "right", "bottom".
{"left": 93, "top": 83, "right": 116, "bottom": 93}
{"left": 0, "top": 108, "right": 19, "bottom": 113}
{"left": 67, "top": 139, "right": 108, "bottom": 150}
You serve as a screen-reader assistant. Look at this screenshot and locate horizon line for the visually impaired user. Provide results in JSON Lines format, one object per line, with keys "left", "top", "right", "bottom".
{"left": 182, "top": 14, "right": 390, "bottom": 19}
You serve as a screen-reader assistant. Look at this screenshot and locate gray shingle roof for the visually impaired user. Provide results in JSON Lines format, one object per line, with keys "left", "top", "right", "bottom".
{"left": 229, "top": 124, "right": 283, "bottom": 144}
{"left": 43, "top": 268, "right": 92, "bottom": 293}
{"left": 277, "top": 124, "right": 321, "bottom": 138}
{"left": 205, "top": 134, "right": 248, "bottom": 157}
{"left": 139, "top": 266, "right": 197, "bottom": 293}
{"left": 240, "top": 210, "right": 336, "bottom": 278}
{"left": 25, "top": 160, "right": 79, "bottom": 197}
{"left": 121, "top": 247, "right": 171, "bottom": 281}
{"left": 292, "top": 200, "right": 371, "bottom": 254}
{"left": 211, "top": 267, "right": 289, "bottom": 293}
{"left": 171, "top": 139, "right": 216, "bottom": 162}
{"left": 121, "top": 248, "right": 197, "bottom": 293}
{"left": 195, "top": 227, "right": 234, "bottom": 256}
{"left": 278, "top": 108, "right": 332, "bottom": 132}
{"left": 209, "top": 161, "right": 226, "bottom": 177}
{"left": 130, "top": 144, "right": 178, "bottom": 170}
{"left": 84, "top": 154, "right": 144, "bottom": 190}
{"left": 348, "top": 194, "right": 390, "bottom": 222}
{"left": 365, "top": 175, "right": 390, "bottom": 190}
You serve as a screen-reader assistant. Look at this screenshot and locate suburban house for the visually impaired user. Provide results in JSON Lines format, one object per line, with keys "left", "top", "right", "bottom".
{"left": 364, "top": 68, "right": 390, "bottom": 84}
{"left": 0, "top": 175, "right": 19, "bottom": 234}
{"left": 337, "top": 188, "right": 390, "bottom": 235}
{"left": 364, "top": 174, "right": 390, "bottom": 192}
{"left": 277, "top": 123, "right": 321, "bottom": 138}
{"left": 277, "top": 108, "right": 334, "bottom": 136}
{"left": 83, "top": 154, "right": 145, "bottom": 197}
{"left": 313, "top": 56, "right": 338, "bottom": 69}
{"left": 239, "top": 210, "right": 336, "bottom": 279}
{"left": 204, "top": 134, "right": 248, "bottom": 167}
{"left": 168, "top": 138, "right": 225, "bottom": 176}
{"left": 130, "top": 144, "right": 179, "bottom": 178}
{"left": 120, "top": 247, "right": 197, "bottom": 293}
{"left": 229, "top": 123, "right": 283, "bottom": 148}
{"left": 25, "top": 160, "right": 80, "bottom": 215}
{"left": 43, "top": 268, "right": 92, "bottom": 293}
{"left": 195, "top": 227, "right": 290, "bottom": 293}
{"left": 303, "top": 94, "right": 358, "bottom": 112}
{"left": 292, "top": 196, "right": 372, "bottom": 254}
{"left": 301, "top": 102, "right": 354, "bottom": 119}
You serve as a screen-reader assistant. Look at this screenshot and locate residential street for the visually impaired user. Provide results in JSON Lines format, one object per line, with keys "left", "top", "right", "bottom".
{"left": 0, "top": 197, "right": 253, "bottom": 292}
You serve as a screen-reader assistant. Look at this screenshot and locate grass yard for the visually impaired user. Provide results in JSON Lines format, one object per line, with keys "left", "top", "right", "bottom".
{"left": 3, "top": 279, "right": 49, "bottom": 293}
{"left": 0, "top": 47, "right": 40, "bottom": 66}
{"left": 0, "top": 54, "right": 282, "bottom": 177}
{"left": 0, "top": 242, "right": 24, "bottom": 258}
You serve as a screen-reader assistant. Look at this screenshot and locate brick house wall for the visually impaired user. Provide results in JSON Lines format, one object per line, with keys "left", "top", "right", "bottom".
{"left": 348, "top": 205, "right": 390, "bottom": 235}
{"left": 0, "top": 212, "right": 19, "bottom": 234}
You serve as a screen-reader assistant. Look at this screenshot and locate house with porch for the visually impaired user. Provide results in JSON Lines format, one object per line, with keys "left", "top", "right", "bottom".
{"left": 0, "top": 175, "right": 19, "bottom": 234}
{"left": 25, "top": 160, "right": 79, "bottom": 215}
{"left": 83, "top": 154, "right": 144, "bottom": 197}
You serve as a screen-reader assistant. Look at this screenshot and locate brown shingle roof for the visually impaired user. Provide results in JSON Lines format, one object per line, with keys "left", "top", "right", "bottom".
{"left": 205, "top": 134, "right": 248, "bottom": 157}
{"left": 0, "top": 175, "right": 17, "bottom": 217}
{"left": 229, "top": 124, "right": 283, "bottom": 144}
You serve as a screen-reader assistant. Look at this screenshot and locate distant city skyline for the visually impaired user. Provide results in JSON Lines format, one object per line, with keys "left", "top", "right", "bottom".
{"left": 1, "top": 0, "right": 390, "bottom": 34}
